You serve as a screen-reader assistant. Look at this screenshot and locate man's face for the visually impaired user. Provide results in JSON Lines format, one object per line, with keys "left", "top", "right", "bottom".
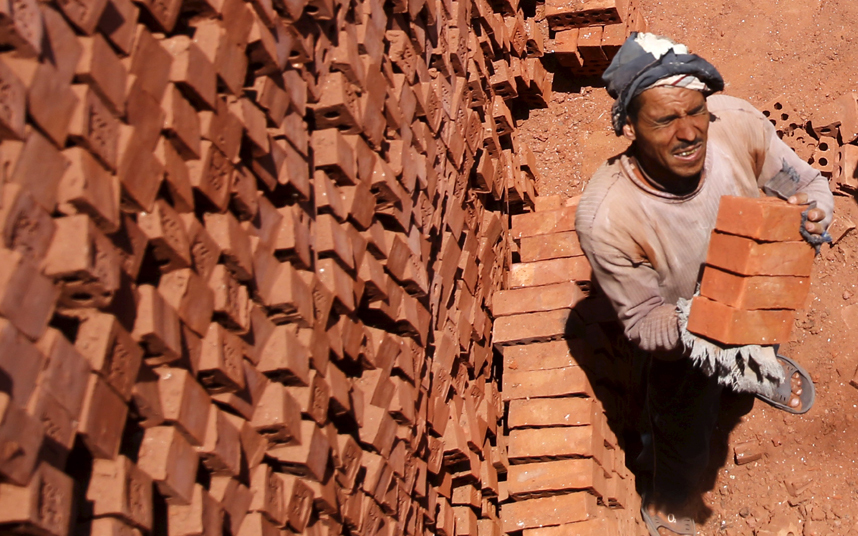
{"left": 623, "top": 86, "right": 710, "bottom": 183}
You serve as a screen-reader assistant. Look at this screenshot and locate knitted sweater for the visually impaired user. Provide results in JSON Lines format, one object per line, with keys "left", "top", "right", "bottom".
{"left": 575, "top": 94, "right": 834, "bottom": 354}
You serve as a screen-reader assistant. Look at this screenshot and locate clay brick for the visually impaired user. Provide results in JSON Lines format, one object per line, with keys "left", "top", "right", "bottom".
{"left": 706, "top": 232, "right": 815, "bottom": 277}
{"left": 502, "top": 366, "right": 592, "bottom": 401}
{"left": 501, "top": 492, "right": 598, "bottom": 532}
{"left": 138, "top": 199, "right": 192, "bottom": 273}
{"left": 161, "top": 35, "right": 217, "bottom": 110}
{"left": 508, "top": 256, "right": 592, "bottom": 288}
{"left": 502, "top": 339, "right": 593, "bottom": 372}
{"left": 58, "top": 147, "right": 120, "bottom": 233}
{"left": 97, "top": 0, "right": 138, "bottom": 54}
{"left": 734, "top": 440, "right": 764, "bottom": 465}
{"left": 688, "top": 296, "right": 794, "bottom": 345}
{"left": 67, "top": 84, "right": 118, "bottom": 171}
{"left": 266, "top": 420, "right": 330, "bottom": 482}
{"left": 137, "top": 425, "right": 200, "bottom": 505}
{"left": 158, "top": 269, "right": 214, "bottom": 337}
{"left": 250, "top": 381, "right": 302, "bottom": 445}
{"left": 133, "top": 285, "right": 183, "bottom": 364}
{"left": 519, "top": 231, "right": 583, "bottom": 263}
{"left": 700, "top": 266, "right": 810, "bottom": 310}
{"left": 88, "top": 517, "right": 144, "bottom": 536}
{"left": 248, "top": 464, "right": 284, "bottom": 525}
{"left": 508, "top": 425, "right": 606, "bottom": 465}
{"left": 714, "top": 196, "right": 805, "bottom": 242}
{"left": 78, "top": 372, "right": 129, "bottom": 459}
{"left": 811, "top": 136, "right": 836, "bottom": 174}
{"left": 116, "top": 135, "right": 164, "bottom": 214}
{"left": 209, "top": 264, "right": 250, "bottom": 333}
{"left": 88, "top": 455, "right": 154, "bottom": 530}
{"left": 511, "top": 206, "right": 577, "bottom": 239}
{"left": 273, "top": 205, "right": 312, "bottom": 269}
{"left": 187, "top": 141, "right": 234, "bottom": 213}
{"left": 209, "top": 477, "right": 252, "bottom": 536}
{"left": 205, "top": 211, "right": 254, "bottom": 282}
{"left": 43, "top": 214, "right": 121, "bottom": 309}
{"left": 24, "top": 62, "right": 78, "bottom": 150}
{"left": 286, "top": 371, "right": 330, "bottom": 425}
{"left": 132, "top": 363, "right": 164, "bottom": 428}
{"left": 508, "top": 397, "right": 600, "bottom": 429}
{"left": 508, "top": 458, "right": 608, "bottom": 500}
{"left": 162, "top": 84, "right": 201, "bottom": 159}
{"left": 75, "top": 33, "right": 126, "bottom": 115}
{"left": 833, "top": 143, "right": 858, "bottom": 192}
{"left": 256, "top": 322, "right": 310, "bottom": 385}
{"left": 315, "top": 213, "right": 355, "bottom": 270}
{"left": 168, "top": 483, "right": 224, "bottom": 536}
{"left": 74, "top": 310, "right": 144, "bottom": 401}
{"left": 492, "top": 281, "right": 586, "bottom": 317}
{"left": 32, "top": 327, "right": 89, "bottom": 419}
{"left": 180, "top": 214, "right": 221, "bottom": 282}
{"left": 278, "top": 472, "right": 314, "bottom": 532}
{"left": 0, "top": 184, "right": 54, "bottom": 266}
{"left": 198, "top": 322, "right": 245, "bottom": 394}
{"left": 236, "top": 511, "right": 279, "bottom": 536}
{"left": 0, "top": 391, "right": 43, "bottom": 485}
{"left": 0, "top": 462, "right": 74, "bottom": 536}
{"left": 492, "top": 309, "right": 585, "bottom": 347}
{"left": 9, "top": 127, "right": 70, "bottom": 213}
{"left": 0, "top": 248, "right": 58, "bottom": 340}
{"left": 156, "top": 367, "right": 211, "bottom": 446}
{"left": 0, "top": 57, "right": 26, "bottom": 139}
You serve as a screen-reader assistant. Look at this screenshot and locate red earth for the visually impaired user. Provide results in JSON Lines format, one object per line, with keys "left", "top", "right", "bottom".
{"left": 518, "top": 0, "right": 858, "bottom": 533}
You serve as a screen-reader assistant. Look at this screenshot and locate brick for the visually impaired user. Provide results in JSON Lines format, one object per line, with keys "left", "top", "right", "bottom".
{"left": 734, "top": 440, "right": 764, "bottom": 465}
{"left": 256, "top": 323, "right": 310, "bottom": 385}
{"left": 0, "top": 391, "right": 43, "bottom": 485}
{"left": 0, "top": 57, "right": 26, "bottom": 139}
{"left": 117, "top": 135, "right": 164, "bottom": 215}
{"left": 74, "top": 310, "right": 143, "bottom": 401}
{"left": 58, "top": 147, "right": 120, "bottom": 233}
{"left": 10, "top": 128, "right": 69, "bottom": 213}
{"left": 492, "top": 281, "right": 586, "bottom": 317}
{"left": 188, "top": 141, "right": 234, "bottom": 212}
{"left": 508, "top": 425, "right": 606, "bottom": 465}
{"left": 250, "top": 381, "right": 302, "bottom": 445}
{"left": 33, "top": 327, "right": 90, "bottom": 419}
{"left": 0, "top": 462, "right": 74, "bottom": 536}
{"left": 700, "top": 266, "right": 810, "bottom": 310}
{"left": 286, "top": 371, "right": 330, "bottom": 425}
{"left": 687, "top": 296, "right": 794, "bottom": 345}
{"left": 98, "top": 0, "right": 138, "bottom": 54}
{"left": 0, "top": 248, "right": 58, "bottom": 340}
{"left": 503, "top": 366, "right": 592, "bottom": 401}
{"left": 492, "top": 309, "right": 585, "bottom": 347}
{"left": 508, "top": 397, "right": 600, "bottom": 429}
{"left": 248, "top": 464, "right": 284, "bottom": 525}
{"left": 508, "top": 257, "right": 592, "bottom": 288}
{"left": 88, "top": 517, "right": 144, "bottom": 536}
{"left": 714, "top": 196, "right": 805, "bottom": 242}
{"left": 75, "top": 33, "right": 126, "bottom": 115}
{"left": 180, "top": 214, "right": 221, "bottom": 282}
{"left": 511, "top": 206, "right": 577, "bottom": 239}
{"left": 811, "top": 136, "right": 836, "bottom": 174}
{"left": 209, "top": 477, "right": 251, "bottom": 536}
{"left": 138, "top": 199, "right": 192, "bottom": 273}
{"left": 501, "top": 492, "right": 598, "bottom": 532}
{"left": 167, "top": 483, "right": 224, "bottom": 536}
{"left": 205, "top": 211, "right": 254, "bottom": 282}
{"left": 209, "top": 264, "right": 250, "bottom": 333}
{"left": 42, "top": 214, "right": 121, "bottom": 309}
{"left": 508, "top": 458, "right": 608, "bottom": 500}
{"left": 833, "top": 144, "right": 858, "bottom": 192}
{"left": 132, "top": 363, "right": 164, "bottom": 428}
{"left": 266, "top": 420, "right": 330, "bottom": 482}
{"left": 68, "top": 84, "right": 118, "bottom": 170}
{"left": 88, "top": 456, "right": 154, "bottom": 530}
{"left": 502, "top": 339, "right": 594, "bottom": 372}
{"left": 278, "top": 472, "right": 314, "bottom": 532}
{"left": 110, "top": 214, "right": 148, "bottom": 280}
{"left": 706, "top": 232, "right": 815, "bottom": 277}
{"left": 162, "top": 84, "right": 201, "bottom": 159}
{"left": 198, "top": 322, "right": 245, "bottom": 393}
{"left": 78, "top": 372, "right": 129, "bottom": 459}
{"left": 137, "top": 425, "right": 199, "bottom": 505}
{"left": 156, "top": 367, "right": 211, "bottom": 446}
{"left": 236, "top": 511, "right": 280, "bottom": 536}
{"left": 519, "top": 231, "right": 583, "bottom": 262}
{"left": 133, "top": 285, "right": 182, "bottom": 364}
{"left": 25, "top": 62, "right": 79, "bottom": 150}
{"left": 161, "top": 35, "right": 217, "bottom": 110}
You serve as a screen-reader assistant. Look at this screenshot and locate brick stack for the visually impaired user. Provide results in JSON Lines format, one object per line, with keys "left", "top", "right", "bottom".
{"left": 491, "top": 195, "right": 646, "bottom": 535}
{"left": 545, "top": 0, "right": 648, "bottom": 76}
{"left": 0, "top": 0, "right": 559, "bottom": 531}
{"left": 688, "top": 196, "right": 814, "bottom": 346}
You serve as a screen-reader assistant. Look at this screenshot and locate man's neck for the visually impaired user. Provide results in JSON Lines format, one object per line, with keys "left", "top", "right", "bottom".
{"left": 631, "top": 154, "right": 702, "bottom": 196}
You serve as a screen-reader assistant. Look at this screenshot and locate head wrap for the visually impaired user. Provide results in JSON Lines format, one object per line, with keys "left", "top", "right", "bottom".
{"left": 602, "top": 33, "right": 725, "bottom": 136}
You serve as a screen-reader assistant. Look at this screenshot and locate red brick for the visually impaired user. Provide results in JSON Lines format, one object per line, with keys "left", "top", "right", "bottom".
{"left": 75, "top": 33, "right": 126, "bottom": 115}
{"left": 273, "top": 205, "right": 312, "bottom": 269}
{"left": 236, "top": 511, "right": 280, "bottom": 536}
{"left": 250, "top": 381, "right": 302, "bottom": 445}
{"left": 110, "top": 213, "right": 149, "bottom": 280}
{"left": 508, "top": 397, "right": 600, "bottom": 429}
{"left": 0, "top": 391, "right": 43, "bottom": 485}
{"left": 734, "top": 440, "right": 764, "bottom": 465}
{"left": 502, "top": 339, "right": 593, "bottom": 372}
{"left": 74, "top": 310, "right": 143, "bottom": 401}
{"left": 278, "top": 472, "right": 315, "bottom": 532}
{"left": 0, "top": 57, "right": 26, "bottom": 140}
{"left": 162, "top": 84, "right": 201, "bottom": 159}
{"left": 58, "top": 147, "right": 120, "bottom": 233}
{"left": 209, "top": 264, "right": 250, "bottom": 333}
{"left": 511, "top": 206, "right": 577, "bottom": 239}
{"left": 209, "top": 477, "right": 251, "bottom": 536}
{"left": 43, "top": 214, "right": 121, "bottom": 310}
{"left": 508, "top": 257, "right": 592, "bottom": 288}
{"left": 502, "top": 366, "right": 592, "bottom": 401}
{"left": 205, "top": 212, "right": 254, "bottom": 283}
{"left": 706, "top": 231, "right": 815, "bottom": 277}
{"left": 248, "top": 464, "right": 285, "bottom": 526}
{"left": 0, "top": 462, "right": 74, "bottom": 536}
{"left": 132, "top": 284, "right": 183, "bottom": 364}
{"left": 687, "top": 296, "right": 794, "bottom": 345}
{"left": 68, "top": 84, "right": 118, "bottom": 170}
{"left": 700, "top": 266, "right": 810, "bottom": 310}
{"left": 492, "top": 309, "right": 585, "bottom": 347}
{"left": 508, "top": 425, "right": 607, "bottom": 466}
{"left": 88, "top": 455, "right": 154, "bottom": 530}
{"left": 180, "top": 214, "right": 221, "bottom": 282}
{"left": 812, "top": 136, "right": 836, "bottom": 174}
{"left": 519, "top": 231, "right": 583, "bottom": 263}
{"left": 187, "top": 141, "right": 234, "bottom": 213}
{"left": 9, "top": 128, "right": 69, "bottom": 212}
{"left": 156, "top": 367, "right": 211, "bottom": 446}
{"left": 89, "top": 517, "right": 144, "bottom": 536}
{"left": 138, "top": 199, "right": 192, "bottom": 273}
{"left": 501, "top": 492, "right": 598, "bottom": 532}
{"left": 197, "top": 323, "right": 245, "bottom": 394}
{"left": 0, "top": 183, "right": 56, "bottom": 264}
{"left": 137, "top": 425, "right": 200, "bottom": 505}
{"left": 25, "top": 62, "right": 79, "bottom": 150}
{"left": 492, "top": 281, "right": 586, "bottom": 317}
{"left": 132, "top": 363, "right": 164, "bottom": 428}
{"left": 266, "top": 420, "right": 331, "bottom": 482}
{"left": 833, "top": 144, "right": 858, "bottom": 191}
{"left": 167, "top": 483, "right": 224, "bottom": 536}
{"left": 256, "top": 323, "right": 310, "bottom": 385}
{"left": 33, "top": 327, "right": 90, "bottom": 418}
{"left": 507, "top": 458, "right": 609, "bottom": 500}
{"left": 714, "top": 196, "right": 805, "bottom": 242}
{"left": 0, "top": 248, "right": 58, "bottom": 340}
{"left": 78, "top": 372, "right": 129, "bottom": 459}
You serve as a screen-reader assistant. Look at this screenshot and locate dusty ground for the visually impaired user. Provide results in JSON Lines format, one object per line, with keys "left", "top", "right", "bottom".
{"left": 518, "top": 0, "right": 858, "bottom": 534}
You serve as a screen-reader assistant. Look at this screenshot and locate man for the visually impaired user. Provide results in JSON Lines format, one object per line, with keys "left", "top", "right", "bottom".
{"left": 574, "top": 34, "right": 833, "bottom": 535}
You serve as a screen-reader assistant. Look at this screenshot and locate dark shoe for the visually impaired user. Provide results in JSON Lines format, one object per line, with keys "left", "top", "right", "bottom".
{"left": 640, "top": 502, "right": 696, "bottom": 536}
{"left": 755, "top": 354, "right": 815, "bottom": 415}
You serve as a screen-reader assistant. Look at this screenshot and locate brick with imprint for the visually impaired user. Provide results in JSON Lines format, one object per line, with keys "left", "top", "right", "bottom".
{"left": 706, "top": 232, "right": 814, "bottom": 277}
{"left": 687, "top": 296, "right": 794, "bottom": 346}
{"left": 699, "top": 266, "right": 810, "bottom": 310}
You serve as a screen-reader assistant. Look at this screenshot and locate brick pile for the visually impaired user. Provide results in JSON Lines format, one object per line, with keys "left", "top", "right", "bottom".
{"left": 0, "top": 0, "right": 568, "bottom": 531}
{"left": 688, "top": 196, "right": 814, "bottom": 346}
{"left": 544, "top": 0, "right": 648, "bottom": 76}
{"left": 491, "top": 195, "right": 646, "bottom": 535}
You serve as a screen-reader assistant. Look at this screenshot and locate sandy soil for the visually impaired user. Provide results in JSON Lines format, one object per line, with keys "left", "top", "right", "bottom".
{"left": 517, "top": 0, "right": 858, "bottom": 533}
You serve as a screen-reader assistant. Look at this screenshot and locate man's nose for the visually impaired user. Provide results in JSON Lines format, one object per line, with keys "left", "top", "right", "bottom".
{"left": 675, "top": 116, "right": 698, "bottom": 141}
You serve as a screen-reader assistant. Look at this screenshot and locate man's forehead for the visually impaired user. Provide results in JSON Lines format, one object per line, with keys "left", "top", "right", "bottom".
{"left": 638, "top": 86, "right": 707, "bottom": 113}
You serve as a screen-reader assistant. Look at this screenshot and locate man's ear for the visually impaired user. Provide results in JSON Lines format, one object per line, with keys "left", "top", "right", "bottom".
{"left": 622, "top": 121, "right": 636, "bottom": 141}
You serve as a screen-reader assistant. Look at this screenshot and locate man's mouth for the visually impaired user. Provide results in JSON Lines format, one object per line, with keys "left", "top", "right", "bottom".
{"left": 673, "top": 143, "right": 703, "bottom": 161}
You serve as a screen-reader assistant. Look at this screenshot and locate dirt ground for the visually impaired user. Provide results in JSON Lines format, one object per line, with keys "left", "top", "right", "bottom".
{"left": 517, "top": 0, "right": 858, "bottom": 534}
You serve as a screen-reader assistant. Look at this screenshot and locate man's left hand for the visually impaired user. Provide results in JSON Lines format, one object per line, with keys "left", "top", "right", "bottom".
{"left": 788, "top": 193, "right": 826, "bottom": 235}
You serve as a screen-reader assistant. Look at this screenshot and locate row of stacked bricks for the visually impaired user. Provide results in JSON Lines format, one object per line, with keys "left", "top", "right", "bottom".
{"left": 687, "top": 196, "right": 814, "bottom": 345}
{"left": 544, "top": 0, "right": 648, "bottom": 76}
{"left": 0, "top": 0, "right": 557, "bottom": 527}
{"left": 489, "top": 195, "right": 647, "bottom": 535}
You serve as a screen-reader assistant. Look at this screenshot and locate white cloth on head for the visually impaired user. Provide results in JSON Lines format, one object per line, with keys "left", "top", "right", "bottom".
{"left": 633, "top": 32, "right": 689, "bottom": 58}
{"left": 645, "top": 74, "right": 710, "bottom": 92}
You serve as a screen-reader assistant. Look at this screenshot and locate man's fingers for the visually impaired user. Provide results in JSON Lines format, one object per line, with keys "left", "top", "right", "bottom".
{"left": 805, "top": 220, "right": 824, "bottom": 235}
{"left": 788, "top": 193, "right": 809, "bottom": 205}
{"left": 807, "top": 208, "right": 825, "bottom": 222}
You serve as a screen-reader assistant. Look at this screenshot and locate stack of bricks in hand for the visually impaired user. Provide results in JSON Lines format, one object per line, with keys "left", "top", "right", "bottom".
{"left": 545, "top": 0, "right": 648, "bottom": 76}
{"left": 688, "top": 196, "right": 814, "bottom": 346}
{"left": 491, "top": 194, "right": 648, "bottom": 536}
{"left": 0, "top": 0, "right": 568, "bottom": 528}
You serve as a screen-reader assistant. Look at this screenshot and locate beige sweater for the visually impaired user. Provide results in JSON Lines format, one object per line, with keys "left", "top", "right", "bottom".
{"left": 575, "top": 95, "right": 834, "bottom": 354}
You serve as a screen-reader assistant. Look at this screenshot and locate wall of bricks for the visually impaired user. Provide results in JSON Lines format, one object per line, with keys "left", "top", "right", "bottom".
{"left": 493, "top": 195, "right": 647, "bottom": 536}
